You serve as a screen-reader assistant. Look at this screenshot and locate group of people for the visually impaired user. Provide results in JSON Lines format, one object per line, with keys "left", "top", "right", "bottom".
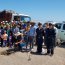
{"left": 0, "top": 21, "right": 57, "bottom": 56}
{"left": 0, "top": 21, "right": 36, "bottom": 50}
{"left": 36, "top": 23, "right": 56, "bottom": 56}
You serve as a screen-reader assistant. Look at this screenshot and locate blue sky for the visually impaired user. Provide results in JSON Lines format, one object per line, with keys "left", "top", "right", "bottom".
{"left": 0, "top": 0, "right": 65, "bottom": 23}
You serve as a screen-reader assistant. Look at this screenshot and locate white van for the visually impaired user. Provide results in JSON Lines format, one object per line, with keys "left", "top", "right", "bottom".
{"left": 55, "top": 22, "right": 65, "bottom": 44}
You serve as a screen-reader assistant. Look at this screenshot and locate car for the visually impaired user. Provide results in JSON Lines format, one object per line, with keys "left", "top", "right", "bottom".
{"left": 55, "top": 22, "right": 65, "bottom": 44}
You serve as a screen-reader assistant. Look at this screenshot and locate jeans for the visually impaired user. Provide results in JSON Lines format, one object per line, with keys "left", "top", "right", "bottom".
{"left": 3, "top": 40, "right": 7, "bottom": 47}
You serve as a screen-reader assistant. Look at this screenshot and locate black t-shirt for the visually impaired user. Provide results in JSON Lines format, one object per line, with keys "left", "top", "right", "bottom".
{"left": 36, "top": 28, "right": 44, "bottom": 38}
{"left": 17, "top": 35, "right": 22, "bottom": 42}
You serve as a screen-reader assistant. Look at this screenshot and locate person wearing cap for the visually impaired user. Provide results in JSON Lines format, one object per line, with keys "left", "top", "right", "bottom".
{"left": 36, "top": 23, "right": 44, "bottom": 54}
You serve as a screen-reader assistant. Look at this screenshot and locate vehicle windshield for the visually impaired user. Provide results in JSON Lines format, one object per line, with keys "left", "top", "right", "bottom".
{"left": 14, "top": 16, "right": 31, "bottom": 22}
{"left": 63, "top": 24, "right": 65, "bottom": 30}
{"left": 55, "top": 23, "right": 62, "bottom": 29}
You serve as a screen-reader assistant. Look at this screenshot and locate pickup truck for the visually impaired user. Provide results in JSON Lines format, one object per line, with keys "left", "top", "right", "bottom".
{"left": 55, "top": 22, "right": 65, "bottom": 44}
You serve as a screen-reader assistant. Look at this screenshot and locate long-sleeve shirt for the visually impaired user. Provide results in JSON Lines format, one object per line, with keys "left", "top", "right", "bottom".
{"left": 36, "top": 28, "right": 44, "bottom": 38}
{"left": 14, "top": 27, "right": 19, "bottom": 34}
{"left": 29, "top": 26, "right": 36, "bottom": 37}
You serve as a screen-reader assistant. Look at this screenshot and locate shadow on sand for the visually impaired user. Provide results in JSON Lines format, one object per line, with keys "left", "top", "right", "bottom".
{"left": 58, "top": 42, "right": 65, "bottom": 48}
{"left": 0, "top": 47, "right": 30, "bottom": 56}
{"left": 31, "top": 51, "right": 47, "bottom": 55}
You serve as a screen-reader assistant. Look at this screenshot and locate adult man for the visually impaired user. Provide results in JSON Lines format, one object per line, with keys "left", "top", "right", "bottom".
{"left": 28, "top": 23, "right": 36, "bottom": 50}
{"left": 36, "top": 23, "right": 44, "bottom": 54}
{"left": 13, "top": 25, "right": 19, "bottom": 34}
{"left": 45, "top": 23, "right": 56, "bottom": 56}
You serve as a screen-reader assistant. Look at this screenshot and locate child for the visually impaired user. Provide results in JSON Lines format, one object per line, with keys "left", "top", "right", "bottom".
{"left": 2, "top": 30, "right": 8, "bottom": 47}
{"left": 8, "top": 32, "right": 13, "bottom": 48}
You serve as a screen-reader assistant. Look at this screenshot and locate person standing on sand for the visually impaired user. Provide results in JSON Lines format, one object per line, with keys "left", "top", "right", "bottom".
{"left": 28, "top": 23, "right": 36, "bottom": 50}
{"left": 2, "top": 30, "right": 8, "bottom": 47}
{"left": 45, "top": 23, "right": 56, "bottom": 56}
{"left": 36, "top": 23, "right": 44, "bottom": 54}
